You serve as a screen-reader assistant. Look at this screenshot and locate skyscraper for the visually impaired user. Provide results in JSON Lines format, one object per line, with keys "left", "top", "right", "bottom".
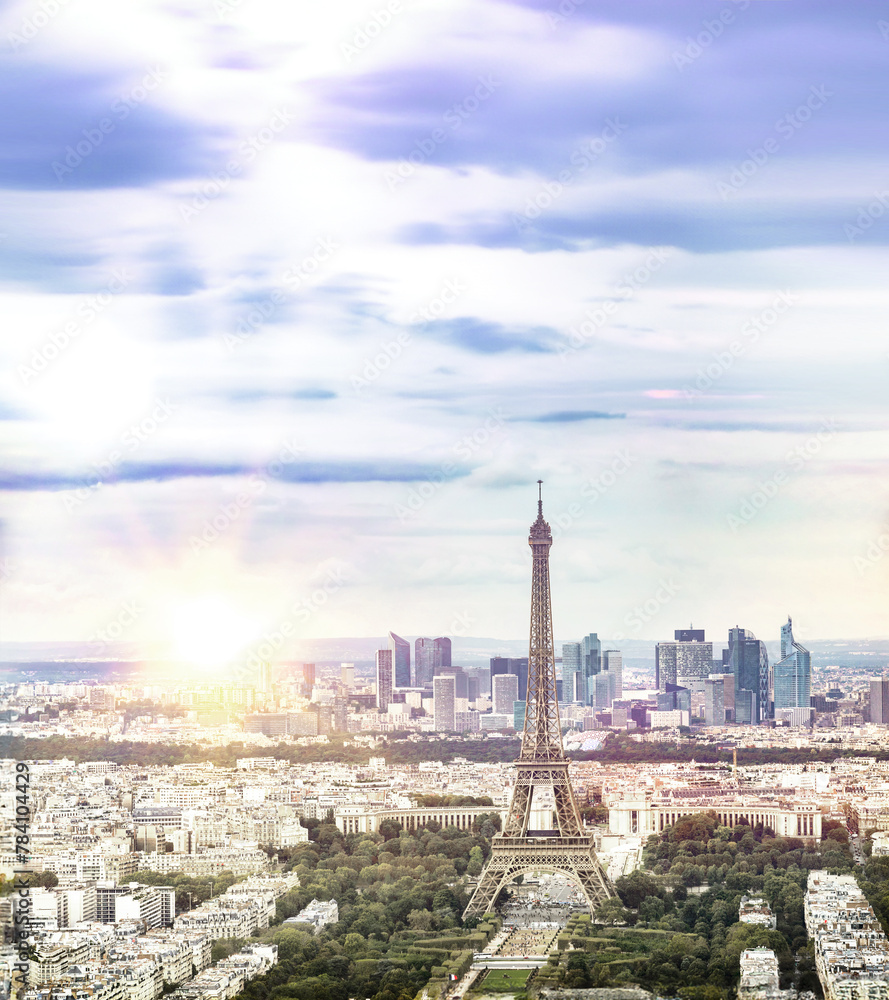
{"left": 415, "top": 636, "right": 452, "bottom": 686}
{"left": 704, "top": 675, "right": 726, "bottom": 726}
{"left": 870, "top": 678, "right": 889, "bottom": 725}
{"left": 414, "top": 637, "right": 434, "bottom": 687}
{"left": 375, "top": 650, "right": 393, "bottom": 711}
{"left": 581, "top": 634, "right": 601, "bottom": 705}
{"left": 433, "top": 675, "right": 456, "bottom": 731}
{"left": 493, "top": 673, "right": 519, "bottom": 715}
{"left": 773, "top": 616, "right": 811, "bottom": 714}
{"left": 728, "top": 627, "right": 769, "bottom": 724}
{"left": 656, "top": 630, "right": 712, "bottom": 691}
{"left": 388, "top": 631, "right": 411, "bottom": 687}
{"left": 561, "top": 642, "right": 582, "bottom": 703}
{"left": 490, "top": 656, "right": 528, "bottom": 699}
{"left": 257, "top": 662, "right": 272, "bottom": 697}
{"left": 603, "top": 650, "right": 622, "bottom": 703}
{"left": 434, "top": 636, "right": 452, "bottom": 668}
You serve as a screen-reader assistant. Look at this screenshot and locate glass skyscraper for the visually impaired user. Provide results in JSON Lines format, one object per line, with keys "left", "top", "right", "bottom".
{"left": 773, "top": 616, "right": 810, "bottom": 712}
{"left": 388, "top": 631, "right": 411, "bottom": 687}
{"left": 561, "top": 642, "right": 582, "bottom": 702}
{"left": 728, "top": 627, "right": 769, "bottom": 724}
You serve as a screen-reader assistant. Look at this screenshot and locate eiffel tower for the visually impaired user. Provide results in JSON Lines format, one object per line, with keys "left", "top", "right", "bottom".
{"left": 463, "top": 483, "right": 614, "bottom": 918}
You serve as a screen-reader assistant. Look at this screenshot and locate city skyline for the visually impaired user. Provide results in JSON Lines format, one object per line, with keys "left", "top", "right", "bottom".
{"left": 1, "top": 1, "right": 888, "bottom": 658}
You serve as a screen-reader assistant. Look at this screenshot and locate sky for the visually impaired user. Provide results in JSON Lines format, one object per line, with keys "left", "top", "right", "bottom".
{"left": 1, "top": 0, "right": 888, "bottom": 667}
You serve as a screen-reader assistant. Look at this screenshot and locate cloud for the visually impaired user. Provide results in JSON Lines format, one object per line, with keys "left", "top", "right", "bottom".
{"left": 422, "top": 317, "right": 563, "bottom": 353}
{"left": 0, "top": 459, "right": 471, "bottom": 492}
{"left": 0, "top": 61, "right": 225, "bottom": 191}
{"left": 515, "top": 410, "right": 626, "bottom": 423}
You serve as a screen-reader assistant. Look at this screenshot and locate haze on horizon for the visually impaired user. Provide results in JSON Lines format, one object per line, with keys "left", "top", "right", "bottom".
{"left": 1, "top": 0, "right": 888, "bottom": 662}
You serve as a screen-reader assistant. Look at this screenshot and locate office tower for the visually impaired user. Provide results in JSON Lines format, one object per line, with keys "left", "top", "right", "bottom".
{"left": 258, "top": 663, "right": 272, "bottom": 696}
{"left": 513, "top": 699, "right": 526, "bottom": 730}
{"left": 675, "top": 628, "right": 705, "bottom": 642}
{"left": 870, "top": 678, "right": 889, "bottom": 725}
{"left": 413, "top": 636, "right": 451, "bottom": 685}
{"left": 490, "top": 656, "right": 510, "bottom": 677}
{"left": 728, "top": 627, "right": 769, "bottom": 724}
{"left": 433, "top": 675, "right": 456, "bottom": 731}
{"left": 773, "top": 616, "right": 811, "bottom": 714}
{"left": 573, "top": 671, "right": 587, "bottom": 703}
{"left": 467, "top": 675, "right": 479, "bottom": 702}
{"left": 603, "top": 650, "right": 622, "bottom": 703}
{"left": 509, "top": 658, "right": 529, "bottom": 700}
{"left": 434, "top": 636, "right": 452, "bottom": 668}
{"left": 868, "top": 677, "right": 889, "bottom": 726}
{"left": 464, "top": 665, "right": 491, "bottom": 697}
{"left": 592, "top": 671, "right": 611, "bottom": 710}
{"left": 562, "top": 642, "right": 582, "bottom": 703}
{"left": 581, "top": 633, "right": 601, "bottom": 705}
{"left": 415, "top": 638, "right": 434, "bottom": 686}
{"left": 388, "top": 632, "right": 411, "bottom": 687}
{"left": 656, "top": 630, "right": 713, "bottom": 692}
{"left": 332, "top": 697, "right": 348, "bottom": 732}
{"left": 301, "top": 662, "right": 315, "bottom": 688}
{"left": 704, "top": 675, "right": 726, "bottom": 726}
{"left": 438, "top": 665, "right": 467, "bottom": 698}
{"left": 493, "top": 673, "right": 519, "bottom": 715}
{"left": 658, "top": 683, "right": 690, "bottom": 715}
{"left": 375, "top": 650, "right": 393, "bottom": 711}
{"left": 490, "top": 656, "right": 527, "bottom": 699}
{"left": 340, "top": 663, "right": 354, "bottom": 688}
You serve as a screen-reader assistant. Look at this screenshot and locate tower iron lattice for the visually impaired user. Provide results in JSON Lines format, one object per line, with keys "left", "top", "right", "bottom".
{"left": 463, "top": 483, "right": 614, "bottom": 918}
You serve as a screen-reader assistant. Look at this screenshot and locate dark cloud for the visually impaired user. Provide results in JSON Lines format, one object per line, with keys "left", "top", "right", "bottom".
{"left": 0, "top": 61, "right": 226, "bottom": 190}
{"left": 309, "top": 18, "right": 889, "bottom": 176}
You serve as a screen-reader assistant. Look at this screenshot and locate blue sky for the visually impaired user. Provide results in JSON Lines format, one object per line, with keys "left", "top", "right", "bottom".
{"left": 1, "top": 0, "right": 888, "bottom": 664}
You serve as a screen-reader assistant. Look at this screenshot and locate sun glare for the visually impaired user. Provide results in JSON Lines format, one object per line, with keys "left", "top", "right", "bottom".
{"left": 168, "top": 595, "right": 260, "bottom": 671}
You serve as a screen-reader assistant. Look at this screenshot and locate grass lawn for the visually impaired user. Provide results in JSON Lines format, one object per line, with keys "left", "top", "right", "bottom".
{"left": 475, "top": 969, "right": 532, "bottom": 992}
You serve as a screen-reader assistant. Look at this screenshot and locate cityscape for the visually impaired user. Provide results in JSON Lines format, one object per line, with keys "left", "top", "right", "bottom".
{"left": 2, "top": 2, "right": 888, "bottom": 1000}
